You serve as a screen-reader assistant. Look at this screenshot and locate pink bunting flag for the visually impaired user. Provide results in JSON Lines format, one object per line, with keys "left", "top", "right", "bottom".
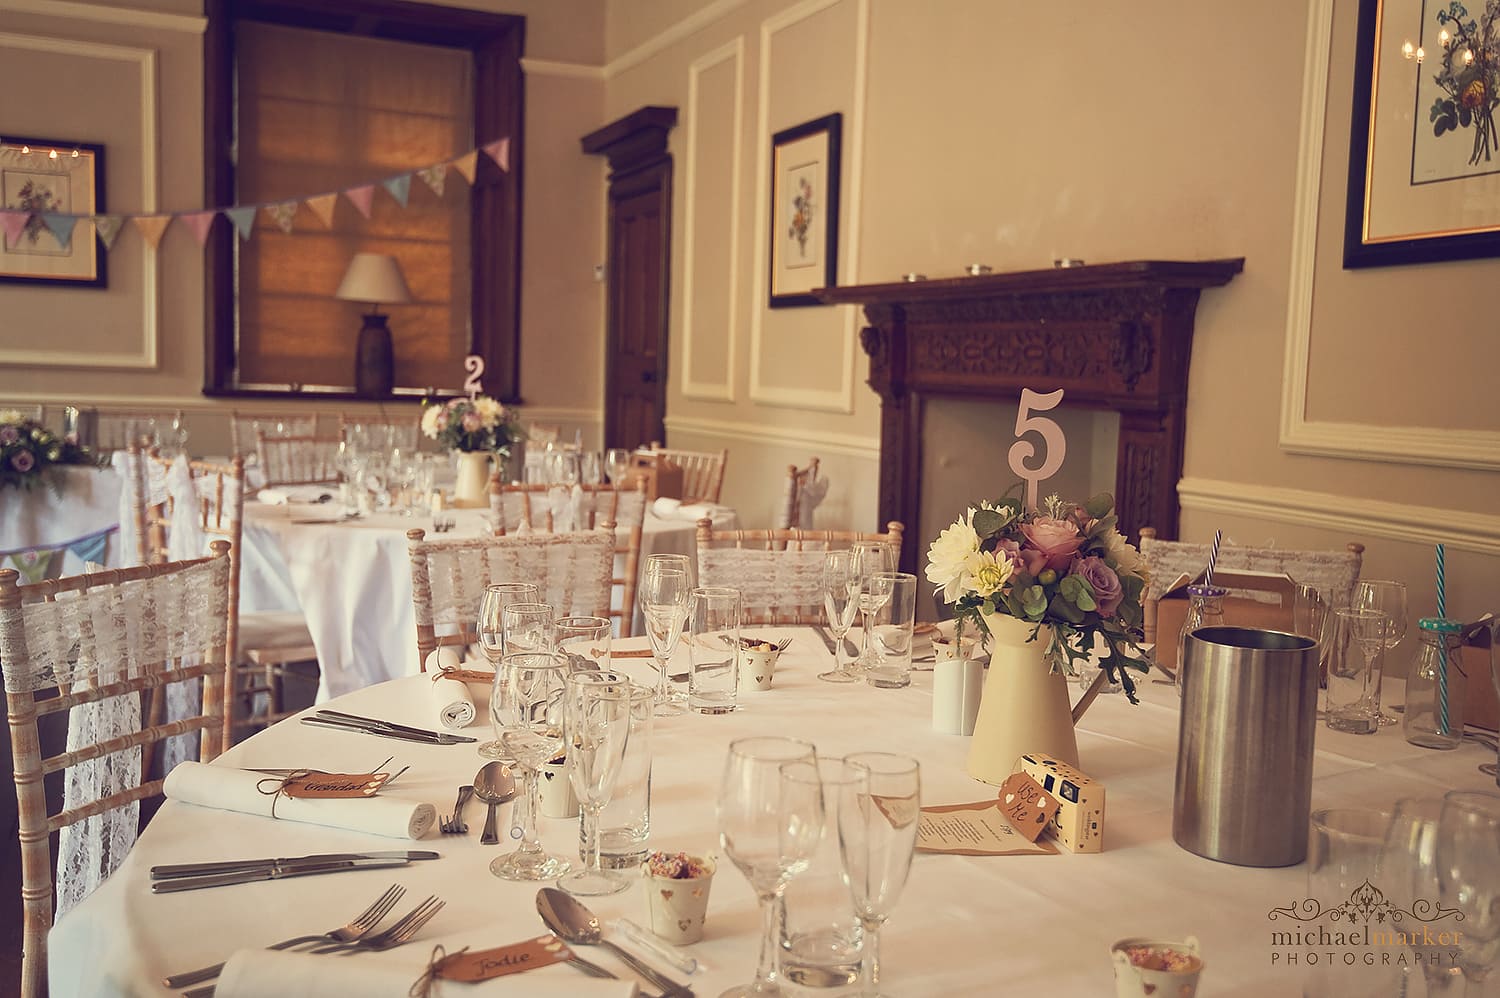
{"left": 1, "top": 211, "right": 28, "bottom": 249}
{"left": 180, "top": 211, "right": 217, "bottom": 246}
{"left": 345, "top": 184, "right": 375, "bottom": 219}
{"left": 266, "top": 201, "right": 298, "bottom": 233}
{"left": 451, "top": 150, "right": 479, "bottom": 185}
{"left": 92, "top": 215, "right": 125, "bottom": 250}
{"left": 417, "top": 163, "right": 447, "bottom": 197}
{"left": 305, "top": 193, "right": 338, "bottom": 228}
{"left": 133, "top": 215, "right": 172, "bottom": 249}
{"left": 482, "top": 138, "right": 510, "bottom": 172}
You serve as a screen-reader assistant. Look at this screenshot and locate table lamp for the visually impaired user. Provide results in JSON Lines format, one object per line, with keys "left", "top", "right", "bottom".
{"left": 335, "top": 252, "right": 411, "bottom": 397}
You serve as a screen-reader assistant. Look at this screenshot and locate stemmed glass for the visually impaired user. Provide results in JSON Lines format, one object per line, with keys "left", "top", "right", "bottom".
{"left": 556, "top": 616, "right": 611, "bottom": 672}
{"left": 477, "top": 582, "right": 540, "bottom": 760}
{"left": 1326, "top": 607, "right": 1388, "bottom": 734}
{"left": 502, "top": 602, "right": 555, "bottom": 655}
{"left": 558, "top": 671, "right": 634, "bottom": 897}
{"left": 1354, "top": 579, "right": 1408, "bottom": 725}
{"left": 820, "top": 551, "right": 862, "bottom": 683}
{"left": 641, "top": 563, "right": 690, "bottom": 716}
{"left": 717, "top": 736, "right": 821, "bottom": 997}
{"left": 1437, "top": 790, "right": 1500, "bottom": 993}
{"left": 853, "top": 545, "right": 895, "bottom": 672}
{"left": 605, "top": 448, "right": 631, "bottom": 485}
{"left": 491, "top": 651, "right": 572, "bottom": 881}
{"left": 838, "top": 752, "right": 920, "bottom": 998}
{"left": 1379, "top": 798, "right": 1459, "bottom": 997}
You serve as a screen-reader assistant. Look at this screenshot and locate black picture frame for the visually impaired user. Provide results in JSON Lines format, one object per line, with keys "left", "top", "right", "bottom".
{"left": 768, "top": 113, "right": 841, "bottom": 308}
{"left": 0, "top": 135, "right": 106, "bottom": 288}
{"left": 1345, "top": 0, "right": 1500, "bottom": 268}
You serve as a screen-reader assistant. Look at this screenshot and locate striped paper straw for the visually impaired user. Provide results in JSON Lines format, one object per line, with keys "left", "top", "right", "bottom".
{"left": 1436, "top": 544, "right": 1449, "bottom": 735}
{"left": 1204, "top": 529, "right": 1222, "bottom": 590}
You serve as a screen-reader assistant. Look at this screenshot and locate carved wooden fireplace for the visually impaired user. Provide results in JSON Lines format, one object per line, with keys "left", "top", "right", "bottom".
{"left": 815, "top": 259, "right": 1244, "bottom": 572}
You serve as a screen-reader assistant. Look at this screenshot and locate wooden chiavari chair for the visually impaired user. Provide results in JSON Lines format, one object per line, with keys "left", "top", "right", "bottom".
{"left": 776, "top": 457, "right": 823, "bottom": 530}
{"left": 230, "top": 410, "right": 321, "bottom": 460}
{"left": 645, "top": 441, "right": 728, "bottom": 504}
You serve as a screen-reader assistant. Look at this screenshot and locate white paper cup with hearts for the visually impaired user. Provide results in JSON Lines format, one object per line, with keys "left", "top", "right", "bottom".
{"left": 539, "top": 754, "right": 579, "bottom": 819}
{"left": 738, "top": 646, "right": 780, "bottom": 692}
{"left": 642, "top": 851, "right": 716, "bottom": 944}
{"left": 1109, "top": 937, "right": 1204, "bottom": 998}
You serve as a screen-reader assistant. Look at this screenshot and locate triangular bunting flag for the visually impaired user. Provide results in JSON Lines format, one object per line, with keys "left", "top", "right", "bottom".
{"left": 482, "top": 138, "right": 510, "bottom": 172}
{"left": 266, "top": 201, "right": 298, "bottom": 233}
{"left": 345, "top": 185, "right": 375, "bottom": 219}
{"left": 226, "top": 206, "right": 257, "bottom": 240}
{"left": 1, "top": 211, "right": 28, "bottom": 249}
{"left": 180, "top": 211, "right": 216, "bottom": 246}
{"left": 452, "top": 150, "right": 479, "bottom": 185}
{"left": 41, "top": 213, "right": 79, "bottom": 250}
{"left": 305, "top": 193, "right": 338, "bottom": 228}
{"left": 92, "top": 215, "right": 125, "bottom": 250}
{"left": 417, "top": 163, "right": 447, "bottom": 197}
{"left": 133, "top": 214, "right": 172, "bottom": 249}
{"left": 382, "top": 174, "right": 411, "bottom": 207}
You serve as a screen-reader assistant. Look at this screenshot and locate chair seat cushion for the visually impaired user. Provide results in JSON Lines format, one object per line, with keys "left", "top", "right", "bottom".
{"left": 238, "top": 611, "right": 314, "bottom": 653}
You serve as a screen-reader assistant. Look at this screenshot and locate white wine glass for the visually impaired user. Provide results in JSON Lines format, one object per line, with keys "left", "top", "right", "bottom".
{"left": 717, "top": 736, "right": 819, "bottom": 997}
{"left": 641, "top": 565, "right": 689, "bottom": 716}
{"left": 1438, "top": 790, "right": 1500, "bottom": 993}
{"left": 820, "top": 550, "right": 862, "bottom": 683}
{"left": 492, "top": 651, "right": 572, "bottom": 881}
{"left": 605, "top": 447, "right": 631, "bottom": 485}
{"left": 1379, "top": 798, "right": 1459, "bottom": 998}
{"left": 1354, "top": 579, "right": 1408, "bottom": 726}
{"left": 838, "top": 752, "right": 920, "bottom": 998}
{"left": 477, "top": 582, "right": 540, "bottom": 759}
{"left": 558, "top": 671, "right": 634, "bottom": 897}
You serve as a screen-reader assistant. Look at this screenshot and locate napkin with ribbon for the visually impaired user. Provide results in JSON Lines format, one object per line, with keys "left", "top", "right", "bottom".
{"left": 650, "top": 497, "right": 734, "bottom": 525}
{"left": 163, "top": 761, "right": 435, "bottom": 839}
{"left": 423, "top": 649, "right": 480, "bottom": 730}
{"left": 214, "top": 949, "right": 638, "bottom": 998}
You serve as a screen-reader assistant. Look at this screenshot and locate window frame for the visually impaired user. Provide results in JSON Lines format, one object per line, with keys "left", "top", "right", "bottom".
{"left": 202, "top": 0, "right": 525, "bottom": 403}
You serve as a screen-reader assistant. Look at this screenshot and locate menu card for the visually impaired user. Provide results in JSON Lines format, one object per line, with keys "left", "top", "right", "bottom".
{"left": 915, "top": 799, "right": 1057, "bottom": 856}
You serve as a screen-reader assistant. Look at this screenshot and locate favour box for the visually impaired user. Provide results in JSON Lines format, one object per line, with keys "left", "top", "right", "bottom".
{"left": 1016, "top": 753, "right": 1105, "bottom": 854}
{"left": 626, "top": 452, "right": 684, "bottom": 501}
{"left": 1153, "top": 569, "right": 1296, "bottom": 671}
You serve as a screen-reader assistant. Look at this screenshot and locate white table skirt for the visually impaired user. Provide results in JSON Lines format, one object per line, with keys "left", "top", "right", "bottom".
{"left": 48, "top": 629, "right": 1496, "bottom": 996}
{"left": 239, "top": 504, "right": 734, "bottom": 700}
{"left": 1, "top": 464, "right": 124, "bottom": 573}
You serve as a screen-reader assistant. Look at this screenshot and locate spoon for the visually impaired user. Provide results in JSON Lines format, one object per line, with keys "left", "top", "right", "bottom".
{"left": 537, "top": 887, "right": 691, "bottom": 996}
{"left": 473, "top": 762, "right": 517, "bottom": 846}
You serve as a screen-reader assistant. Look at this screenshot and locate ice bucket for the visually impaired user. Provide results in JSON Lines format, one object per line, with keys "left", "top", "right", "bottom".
{"left": 1172, "top": 626, "right": 1319, "bottom": 867}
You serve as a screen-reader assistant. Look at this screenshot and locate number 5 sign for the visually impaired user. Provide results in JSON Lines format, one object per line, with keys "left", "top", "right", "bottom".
{"left": 1008, "top": 388, "right": 1067, "bottom": 512}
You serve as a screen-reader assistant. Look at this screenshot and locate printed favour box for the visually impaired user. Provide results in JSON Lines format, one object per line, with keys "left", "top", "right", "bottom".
{"left": 1016, "top": 753, "right": 1105, "bottom": 854}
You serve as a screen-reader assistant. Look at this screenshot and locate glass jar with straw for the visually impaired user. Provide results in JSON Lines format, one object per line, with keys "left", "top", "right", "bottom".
{"left": 1404, "top": 618, "right": 1465, "bottom": 750}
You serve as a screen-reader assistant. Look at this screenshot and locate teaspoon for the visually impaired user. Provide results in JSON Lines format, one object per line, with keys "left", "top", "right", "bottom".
{"left": 473, "top": 761, "right": 517, "bottom": 845}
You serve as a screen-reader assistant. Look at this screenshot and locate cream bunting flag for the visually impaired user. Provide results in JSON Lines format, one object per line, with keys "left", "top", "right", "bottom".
{"left": 41, "top": 214, "right": 78, "bottom": 250}
{"left": 133, "top": 214, "right": 172, "bottom": 249}
{"left": 226, "top": 206, "right": 257, "bottom": 240}
{"left": 1, "top": 211, "right": 28, "bottom": 248}
{"left": 305, "top": 193, "right": 338, "bottom": 228}
{"left": 92, "top": 215, "right": 125, "bottom": 250}
{"left": 345, "top": 184, "right": 375, "bottom": 219}
{"left": 266, "top": 201, "right": 298, "bottom": 233}
{"left": 452, "top": 150, "right": 479, "bottom": 185}
{"left": 417, "top": 163, "right": 447, "bottom": 197}
{"left": 180, "top": 211, "right": 216, "bottom": 246}
{"left": 482, "top": 138, "right": 510, "bottom": 172}
{"left": 382, "top": 174, "right": 411, "bottom": 207}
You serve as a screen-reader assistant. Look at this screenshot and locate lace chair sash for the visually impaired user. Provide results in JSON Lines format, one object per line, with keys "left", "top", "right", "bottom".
{"left": 698, "top": 546, "right": 830, "bottom": 623}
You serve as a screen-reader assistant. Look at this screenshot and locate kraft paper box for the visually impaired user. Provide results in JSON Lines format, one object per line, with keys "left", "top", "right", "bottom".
{"left": 1462, "top": 618, "right": 1497, "bottom": 733}
{"left": 626, "top": 452, "right": 684, "bottom": 501}
{"left": 1016, "top": 753, "right": 1105, "bottom": 854}
{"left": 1154, "top": 568, "right": 1296, "bottom": 672}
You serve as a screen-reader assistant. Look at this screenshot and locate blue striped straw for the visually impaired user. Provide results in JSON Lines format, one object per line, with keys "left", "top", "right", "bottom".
{"left": 1436, "top": 544, "right": 1449, "bottom": 736}
{"left": 1204, "top": 529, "right": 1222, "bottom": 590}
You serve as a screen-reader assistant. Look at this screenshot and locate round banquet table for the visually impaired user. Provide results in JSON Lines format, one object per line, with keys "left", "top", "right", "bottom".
{"left": 47, "top": 628, "right": 1498, "bottom": 996}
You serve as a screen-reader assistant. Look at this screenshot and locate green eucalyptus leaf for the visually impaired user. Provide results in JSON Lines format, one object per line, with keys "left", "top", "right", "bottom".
{"left": 1084, "top": 493, "right": 1114, "bottom": 520}
{"left": 971, "top": 508, "right": 1003, "bottom": 538}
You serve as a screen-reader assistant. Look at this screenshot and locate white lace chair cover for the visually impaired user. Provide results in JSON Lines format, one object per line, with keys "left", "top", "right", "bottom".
{"left": 2, "top": 557, "right": 228, "bottom": 918}
{"left": 232, "top": 412, "right": 318, "bottom": 459}
{"left": 698, "top": 546, "right": 832, "bottom": 624}
{"left": 112, "top": 448, "right": 168, "bottom": 567}
{"left": 1140, "top": 533, "right": 1364, "bottom": 607}
{"left": 255, "top": 432, "right": 340, "bottom": 487}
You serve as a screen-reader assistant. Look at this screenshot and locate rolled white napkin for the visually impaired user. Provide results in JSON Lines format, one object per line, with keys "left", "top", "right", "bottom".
{"left": 650, "top": 498, "right": 732, "bottom": 524}
{"left": 423, "top": 649, "right": 478, "bottom": 730}
{"left": 257, "top": 485, "right": 334, "bottom": 505}
{"left": 216, "top": 949, "right": 639, "bottom": 998}
{"left": 163, "top": 762, "right": 435, "bottom": 839}
{"left": 650, "top": 497, "right": 682, "bottom": 519}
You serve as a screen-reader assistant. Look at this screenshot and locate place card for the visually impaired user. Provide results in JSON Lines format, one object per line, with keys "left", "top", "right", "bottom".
{"left": 279, "top": 772, "right": 389, "bottom": 800}
{"left": 429, "top": 936, "right": 573, "bottom": 983}
{"left": 915, "top": 799, "right": 1057, "bottom": 856}
{"left": 997, "top": 771, "right": 1061, "bottom": 843}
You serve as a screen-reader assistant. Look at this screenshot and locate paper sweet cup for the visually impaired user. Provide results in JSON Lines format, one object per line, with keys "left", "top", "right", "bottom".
{"left": 642, "top": 854, "right": 716, "bottom": 945}
{"left": 1109, "top": 937, "right": 1204, "bottom": 998}
{"left": 738, "top": 648, "right": 779, "bottom": 692}
{"left": 932, "top": 634, "right": 980, "bottom": 663}
{"left": 539, "top": 756, "right": 579, "bottom": 819}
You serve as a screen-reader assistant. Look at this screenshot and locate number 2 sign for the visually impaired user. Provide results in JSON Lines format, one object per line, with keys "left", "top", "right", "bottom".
{"left": 1008, "top": 388, "right": 1067, "bottom": 512}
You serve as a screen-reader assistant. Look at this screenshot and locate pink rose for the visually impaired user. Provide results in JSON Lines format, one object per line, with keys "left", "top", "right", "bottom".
{"left": 1071, "top": 555, "right": 1123, "bottom": 616}
{"left": 461, "top": 411, "right": 483, "bottom": 432}
{"left": 11, "top": 450, "right": 35, "bottom": 473}
{"left": 1021, "top": 517, "right": 1086, "bottom": 572}
{"left": 0, "top": 426, "right": 17, "bottom": 445}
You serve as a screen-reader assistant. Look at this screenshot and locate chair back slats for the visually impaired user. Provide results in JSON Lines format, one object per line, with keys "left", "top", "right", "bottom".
{"left": 255, "top": 431, "right": 342, "bottom": 487}
{"left": 41, "top": 707, "right": 218, "bottom": 779}
{"left": 34, "top": 660, "right": 222, "bottom": 719}
{"left": 646, "top": 442, "right": 728, "bottom": 504}
{"left": 50, "top": 779, "right": 166, "bottom": 835}
{"left": 94, "top": 409, "right": 184, "bottom": 453}
{"left": 339, "top": 412, "right": 420, "bottom": 450}
{"left": 231, "top": 410, "right": 321, "bottom": 459}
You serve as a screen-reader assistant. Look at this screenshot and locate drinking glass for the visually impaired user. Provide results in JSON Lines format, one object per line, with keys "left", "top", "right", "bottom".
{"left": 1326, "top": 608, "right": 1387, "bottom": 735}
{"left": 492, "top": 651, "right": 572, "bottom": 881}
{"left": 641, "top": 565, "right": 689, "bottom": 716}
{"left": 780, "top": 757, "right": 863, "bottom": 988}
{"left": 865, "top": 572, "right": 917, "bottom": 689}
{"left": 1438, "top": 790, "right": 1500, "bottom": 992}
{"left": 717, "top": 736, "right": 820, "bottom": 997}
{"left": 580, "top": 450, "right": 603, "bottom": 486}
{"left": 597, "top": 681, "right": 654, "bottom": 869}
{"left": 556, "top": 615, "right": 611, "bottom": 673}
{"left": 850, "top": 542, "right": 894, "bottom": 671}
{"left": 1305, "top": 807, "right": 1397, "bottom": 997}
{"left": 605, "top": 448, "right": 632, "bottom": 485}
{"left": 838, "top": 753, "right": 920, "bottom": 998}
{"left": 820, "top": 551, "right": 862, "bottom": 683}
{"left": 1353, "top": 579, "right": 1408, "bottom": 725}
{"left": 643, "top": 552, "right": 695, "bottom": 587}
{"left": 477, "top": 582, "right": 540, "bottom": 759}
{"left": 1379, "top": 798, "right": 1460, "bottom": 998}
{"left": 558, "top": 671, "right": 634, "bottom": 897}
{"left": 502, "top": 601, "right": 555, "bottom": 655}
{"left": 855, "top": 566, "right": 895, "bottom": 674}
{"left": 688, "top": 587, "right": 741, "bottom": 714}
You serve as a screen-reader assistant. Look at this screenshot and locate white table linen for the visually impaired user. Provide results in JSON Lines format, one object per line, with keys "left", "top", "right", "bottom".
{"left": 48, "top": 628, "right": 1496, "bottom": 996}
{"left": 216, "top": 949, "right": 638, "bottom": 998}
{"left": 0, "top": 464, "right": 123, "bottom": 573}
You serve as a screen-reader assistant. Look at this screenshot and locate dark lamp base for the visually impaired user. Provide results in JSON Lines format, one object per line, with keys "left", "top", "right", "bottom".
{"left": 355, "top": 313, "right": 394, "bottom": 398}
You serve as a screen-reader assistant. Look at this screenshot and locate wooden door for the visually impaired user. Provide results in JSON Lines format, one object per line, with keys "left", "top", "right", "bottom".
{"left": 582, "top": 107, "right": 677, "bottom": 450}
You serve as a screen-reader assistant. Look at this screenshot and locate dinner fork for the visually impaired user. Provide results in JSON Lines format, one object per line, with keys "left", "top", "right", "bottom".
{"left": 440, "top": 785, "right": 473, "bottom": 834}
{"left": 162, "top": 883, "right": 405, "bottom": 988}
{"left": 308, "top": 895, "right": 445, "bottom": 954}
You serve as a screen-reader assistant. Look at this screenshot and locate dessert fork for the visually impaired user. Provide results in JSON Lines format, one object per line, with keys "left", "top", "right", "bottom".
{"left": 309, "top": 895, "right": 445, "bottom": 954}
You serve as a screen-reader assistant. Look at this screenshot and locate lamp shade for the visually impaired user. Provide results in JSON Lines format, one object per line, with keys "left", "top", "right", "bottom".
{"left": 335, "top": 252, "right": 412, "bottom": 305}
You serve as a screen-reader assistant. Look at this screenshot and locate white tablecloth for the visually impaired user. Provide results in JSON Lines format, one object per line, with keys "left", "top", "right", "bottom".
{"left": 0, "top": 464, "right": 123, "bottom": 575}
{"left": 239, "top": 504, "right": 734, "bottom": 700}
{"left": 48, "top": 629, "right": 1497, "bottom": 996}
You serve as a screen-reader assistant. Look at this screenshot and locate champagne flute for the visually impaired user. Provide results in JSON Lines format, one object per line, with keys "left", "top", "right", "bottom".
{"left": 491, "top": 651, "right": 572, "bottom": 881}
{"left": 1438, "top": 791, "right": 1500, "bottom": 993}
{"left": 717, "top": 736, "right": 819, "bottom": 997}
{"left": 558, "top": 671, "right": 634, "bottom": 897}
{"left": 477, "top": 583, "right": 540, "bottom": 760}
{"left": 838, "top": 752, "right": 920, "bottom": 998}
{"left": 850, "top": 542, "right": 894, "bottom": 670}
{"left": 641, "top": 565, "right": 689, "bottom": 716}
{"left": 1354, "top": 579, "right": 1408, "bottom": 725}
{"left": 820, "top": 550, "right": 862, "bottom": 683}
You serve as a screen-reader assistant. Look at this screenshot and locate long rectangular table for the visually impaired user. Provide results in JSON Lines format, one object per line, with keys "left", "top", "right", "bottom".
{"left": 47, "top": 628, "right": 1496, "bottom": 996}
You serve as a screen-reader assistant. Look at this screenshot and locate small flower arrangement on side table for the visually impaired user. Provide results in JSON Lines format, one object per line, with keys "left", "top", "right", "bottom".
{"left": 0, "top": 410, "right": 97, "bottom": 492}
{"left": 420, "top": 395, "right": 523, "bottom": 507}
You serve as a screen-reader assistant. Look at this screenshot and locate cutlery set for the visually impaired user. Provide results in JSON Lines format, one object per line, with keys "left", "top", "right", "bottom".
{"left": 149, "top": 851, "right": 438, "bottom": 893}
{"left": 299, "top": 709, "right": 478, "bottom": 745}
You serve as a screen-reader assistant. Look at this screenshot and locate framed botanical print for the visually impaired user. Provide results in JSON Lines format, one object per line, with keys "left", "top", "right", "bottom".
{"left": 768, "top": 113, "right": 841, "bottom": 307}
{"left": 0, "top": 136, "right": 106, "bottom": 287}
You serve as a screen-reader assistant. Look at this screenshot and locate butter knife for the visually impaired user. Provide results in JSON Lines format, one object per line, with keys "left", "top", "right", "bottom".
{"left": 150, "top": 857, "right": 411, "bottom": 893}
{"left": 151, "top": 850, "right": 438, "bottom": 880}
{"left": 314, "top": 710, "right": 478, "bottom": 744}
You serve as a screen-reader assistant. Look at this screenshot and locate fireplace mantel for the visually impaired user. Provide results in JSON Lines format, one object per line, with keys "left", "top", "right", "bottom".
{"left": 814, "top": 258, "right": 1244, "bottom": 571}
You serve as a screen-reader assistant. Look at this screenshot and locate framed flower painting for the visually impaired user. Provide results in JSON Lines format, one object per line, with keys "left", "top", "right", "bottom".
{"left": 768, "top": 113, "right": 840, "bottom": 307}
{"left": 0, "top": 136, "right": 106, "bottom": 287}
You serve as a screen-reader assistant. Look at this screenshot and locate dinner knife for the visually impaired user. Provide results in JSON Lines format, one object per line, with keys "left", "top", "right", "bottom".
{"left": 299, "top": 716, "right": 475, "bottom": 745}
{"left": 150, "top": 857, "right": 411, "bottom": 893}
{"left": 314, "top": 709, "right": 479, "bottom": 744}
{"left": 816, "top": 627, "right": 839, "bottom": 655}
{"left": 151, "top": 850, "right": 439, "bottom": 881}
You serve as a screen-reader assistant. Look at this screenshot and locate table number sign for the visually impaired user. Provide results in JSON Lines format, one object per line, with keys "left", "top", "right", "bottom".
{"left": 1008, "top": 387, "right": 1067, "bottom": 511}
{"left": 997, "top": 770, "right": 1061, "bottom": 843}
{"left": 463, "top": 354, "right": 485, "bottom": 400}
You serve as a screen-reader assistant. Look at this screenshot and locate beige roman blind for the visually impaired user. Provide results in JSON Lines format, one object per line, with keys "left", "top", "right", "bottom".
{"left": 235, "top": 23, "right": 473, "bottom": 392}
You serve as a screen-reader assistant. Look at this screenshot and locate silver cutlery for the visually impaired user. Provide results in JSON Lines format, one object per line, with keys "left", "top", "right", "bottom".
{"left": 538, "top": 887, "right": 691, "bottom": 996}
{"left": 441, "top": 784, "right": 474, "bottom": 834}
{"left": 151, "top": 856, "right": 412, "bottom": 893}
{"left": 301, "top": 710, "right": 477, "bottom": 745}
{"left": 162, "top": 883, "right": 405, "bottom": 989}
{"left": 557, "top": 941, "right": 687, "bottom": 998}
{"left": 299, "top": 716, "right": 468, "bottom": 745}
{"left": 474, "top": 761, "right": 518, "bottom": 845}
{"left": 816, "top": 627, "right": 839, "bottom": 655}
{"left": 307, "top": 895, "right": 445, "bottom": 954}
{"left": 151, "top": 850, "right": 438, "bottom": 881}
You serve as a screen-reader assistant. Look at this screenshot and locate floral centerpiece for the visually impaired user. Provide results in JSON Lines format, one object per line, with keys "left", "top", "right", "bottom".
{"left": 420, "top": 394, "right": 522, "bottom": 455}
{"left": 925, "top": 490, "right": 1151, "bottom": 702}
{"left": 0, "top": 410, "right": 97, "bottom": 491}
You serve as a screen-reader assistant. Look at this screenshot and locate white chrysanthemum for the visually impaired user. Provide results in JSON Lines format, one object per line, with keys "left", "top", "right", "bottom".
{"left": 1100, "top": 526, "right": 1144, "bottom": 578}
{"left": 0, "top": 409, "right": 23, "bottom": 425}
{"left": 472, "top": 396, "right": 504, "bottom": 429}
{"left": 963, "top": 549, "right": 1014, "bottom": 599}
{"left": 925, "top": 518, "right": 982, "bottom": 603}
{"left": 420, "top": 405, "right": 444, "bottom": 439}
